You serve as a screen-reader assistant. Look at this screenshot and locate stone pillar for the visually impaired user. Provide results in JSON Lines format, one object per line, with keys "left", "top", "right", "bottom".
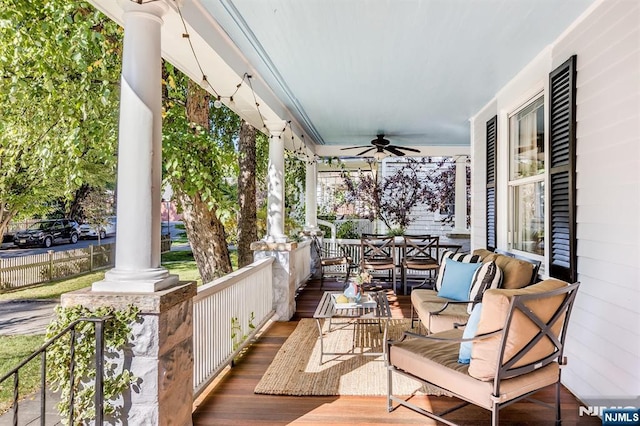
{"left": 251, "top": 241, "right": 298, "bottom": 320}
{"left": 265, "top": 120, "right": 287, "bottom": 242}
{"left": 61, "top": 283, "right": 196, "bottom": 426}
{"left": 453, "top": 157, "right": 469, "bottom": 233}
{"left": 304, "top": 160, "right": 319, "bottom": 231}
{"left": 93, "top": 0, "right": 177, "bottom": 293}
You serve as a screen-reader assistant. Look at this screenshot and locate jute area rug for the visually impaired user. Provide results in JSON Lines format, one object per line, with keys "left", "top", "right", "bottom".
{"left": 254, "top": 318, "right": 450, "bottom": 396}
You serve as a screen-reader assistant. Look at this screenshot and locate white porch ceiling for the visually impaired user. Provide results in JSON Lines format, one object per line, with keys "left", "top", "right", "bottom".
{"left": 89, "top": 0, "right": 596, "bottom": 157}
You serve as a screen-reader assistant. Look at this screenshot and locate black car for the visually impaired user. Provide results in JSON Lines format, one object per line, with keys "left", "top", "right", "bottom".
{"left": 13, "top": 219, "right": 80, "bottom": 248}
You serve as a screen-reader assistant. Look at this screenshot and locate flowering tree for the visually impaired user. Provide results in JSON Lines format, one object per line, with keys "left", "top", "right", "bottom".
{"left": 423, "top": 158, "right": 471, "bottom": 227}
{"left": 341, "top": 158, "right": 432, "bottom": 231}
{"left": 341, "top": 157, "right": 469, "bottom": 232}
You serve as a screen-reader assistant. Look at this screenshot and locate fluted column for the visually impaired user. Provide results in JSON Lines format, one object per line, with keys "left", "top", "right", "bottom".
{"left": 265, "top": 120, "right": 287, "bottom": 242}
{"left": 93, "top": 0, "right": 177, "bottom": 292}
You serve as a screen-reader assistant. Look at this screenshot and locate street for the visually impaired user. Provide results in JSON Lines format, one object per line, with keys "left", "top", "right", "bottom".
{"left": 0, "top": 236, "right": 116, "bottom": 259}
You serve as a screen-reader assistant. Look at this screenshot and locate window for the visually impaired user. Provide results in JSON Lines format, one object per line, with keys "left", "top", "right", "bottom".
{"left": 509, "top": 96, "right": 545, "bottom": 256}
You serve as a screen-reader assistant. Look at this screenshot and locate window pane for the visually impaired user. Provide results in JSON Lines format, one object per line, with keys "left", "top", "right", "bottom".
{"left": 512, "top": 181, "right": 544, "bottom": 256}
{"left": 510, "top": 97, "right": 544, "bottom": 179}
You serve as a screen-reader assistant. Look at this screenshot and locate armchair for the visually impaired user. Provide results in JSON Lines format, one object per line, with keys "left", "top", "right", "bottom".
{"left": 411, "top": 249, "right": 541, "bottom": 333}
{"left": 387, "top": 279, "right": 580, "bottom": 426}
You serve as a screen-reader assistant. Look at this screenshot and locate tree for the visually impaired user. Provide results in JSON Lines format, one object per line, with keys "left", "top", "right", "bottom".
{"left": 79, "top": 187, "right": 114, "bottom": 244}
{"left": 0, "top": 0, "right": 121, "bottom": 236}
{"left": 162, "top": 64, "right": 236, "bottom": 281}
{"left": 284, "top": 152, "right": 306, "bottom": 235}
{"left": 424, "top": 158, "right": 471, "bottom": 227}
{"left": 237, "top": 120, "right": 257, "bottom": 267}
{"left": 342, "top": 158, "right": 432, "bottom": 232}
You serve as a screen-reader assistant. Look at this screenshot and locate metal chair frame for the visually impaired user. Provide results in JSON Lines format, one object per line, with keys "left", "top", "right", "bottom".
{"left": 360, "top": 234, "right": 397, "bottom": 293}
{"left": 387, "top": 281, "right": 581, "bottom": 426}
{"left": 401, "top": 235, "right": 440, "bottom": 295}
{"left": 311, "top": 235, "right": 353, "bottom": 288}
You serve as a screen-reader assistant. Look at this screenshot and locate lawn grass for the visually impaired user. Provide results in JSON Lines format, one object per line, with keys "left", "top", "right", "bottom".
{"left": 161, "top": 250, "right": 194, "bottom": 262}
{"left": 0, "top": 271, "right": 107, "bottom": 302}
{"left": 0, "top": 334, "right": 46, "bottom": 414}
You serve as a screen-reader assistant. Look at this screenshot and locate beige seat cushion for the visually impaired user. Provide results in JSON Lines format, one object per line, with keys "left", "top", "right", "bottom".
{"left": 411, "top": 290, "right": 469, "bottom": 333}
{"left": 389, "top": 329, "right": 560, "bottom": 409}
{"left": 468, "top": 279, "right": 569, "bottom": 381}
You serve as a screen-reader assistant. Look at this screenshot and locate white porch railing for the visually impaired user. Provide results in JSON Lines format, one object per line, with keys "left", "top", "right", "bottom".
{"left": 293, "top": 239, "right": 312, "bottom": 291}
{"left": 192, "top": 257, "right": 275, "bottom": 398}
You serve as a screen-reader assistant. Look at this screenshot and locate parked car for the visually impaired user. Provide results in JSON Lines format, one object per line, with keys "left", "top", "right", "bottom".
{"left": 79, "top": 216, "right": 117, "bottom": 240}
{"left": 13, "top": 219, "right": 80, "bottom": 248}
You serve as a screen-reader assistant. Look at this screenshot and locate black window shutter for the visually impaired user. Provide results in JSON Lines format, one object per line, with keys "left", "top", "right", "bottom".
{"left": 548, "top": 55, "right": 577, "bottom": 282}
{"left": 486, "top": 115, "right": 497, "bottom": 251}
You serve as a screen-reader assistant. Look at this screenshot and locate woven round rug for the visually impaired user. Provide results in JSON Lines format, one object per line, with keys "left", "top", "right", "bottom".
{"left": 254, "top": 318, "right": 450, "bottom": 396}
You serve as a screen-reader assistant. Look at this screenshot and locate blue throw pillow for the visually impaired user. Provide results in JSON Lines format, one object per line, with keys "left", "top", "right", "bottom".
{"left": 459, "top": 303, "right": 483, "bottom": 364}
{"left": 436, "top": 258, "right": 482, "bottom": 301}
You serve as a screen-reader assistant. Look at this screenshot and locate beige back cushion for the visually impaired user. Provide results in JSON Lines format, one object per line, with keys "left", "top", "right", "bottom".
{"left": 472, "top": 249, "right": 534, "bottom": 289}
{"left": 467, "top": 279, "right": 569, "bottom": 381}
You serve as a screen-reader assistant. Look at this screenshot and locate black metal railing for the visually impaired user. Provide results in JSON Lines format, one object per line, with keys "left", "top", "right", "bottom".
{"left": 0, "top": 315, "right": 111, "bottom": 426}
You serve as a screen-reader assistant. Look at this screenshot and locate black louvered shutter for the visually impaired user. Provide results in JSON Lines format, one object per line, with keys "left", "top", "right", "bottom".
{"left": 486, "top": 116, "right": 497, "bottom": 251}
{"left": 548, "top": 55, "right": 577, "bottom": 282}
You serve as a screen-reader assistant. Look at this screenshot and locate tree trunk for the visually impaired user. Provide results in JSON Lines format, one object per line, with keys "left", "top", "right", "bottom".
{"left": 67, "top": 183, "right": 91, "bottom": 222}
{"left": 178, "top": 79, "right": 233, "bottom": 281}
{"left": 177, "top": 190, "right": 232, "bottom": 282}
{"left": 237, "top": 120, "right": 257, "bottom": 268}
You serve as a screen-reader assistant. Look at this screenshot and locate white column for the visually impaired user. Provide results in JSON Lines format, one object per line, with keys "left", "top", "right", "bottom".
{"left": 265, "top": 120, "right": 287, "bottom": 242}
{"left": 93, "top": 0, "right": 178, "bottom": 292}
{"left": 453, "top": 156, "right": 469, "bottom": 233}
{"left": 304, "top": 160, "right": 319, "bottom": 231}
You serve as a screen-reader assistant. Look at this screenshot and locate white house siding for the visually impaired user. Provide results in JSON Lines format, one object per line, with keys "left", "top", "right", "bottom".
{"left": 470, "top": 0, "right": 639, "bottom": 406}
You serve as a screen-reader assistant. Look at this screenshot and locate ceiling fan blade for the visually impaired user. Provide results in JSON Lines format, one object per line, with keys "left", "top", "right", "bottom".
{"left": 341, "top": 146, "right": 367, "bottom": 150}
{"left": 356, "top": 147, "right": 375, "bottom": 156}
{"left": 385, "top": 146, "right": 406, "bottom": 156}
{"left": 396, "top": 146, "right": 421, "bottom": 153}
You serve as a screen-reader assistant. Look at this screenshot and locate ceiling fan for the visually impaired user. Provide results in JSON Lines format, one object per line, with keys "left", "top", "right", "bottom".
{"left": 341, "top": 134, "right": 421, "bottom": 158}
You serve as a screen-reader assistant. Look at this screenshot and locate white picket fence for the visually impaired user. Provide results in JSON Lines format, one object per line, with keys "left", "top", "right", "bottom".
{"left": 0, "top": 244, "right": 114, "bottom": 290}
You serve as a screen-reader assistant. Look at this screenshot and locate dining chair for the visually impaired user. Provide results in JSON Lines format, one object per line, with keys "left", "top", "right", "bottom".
{"left": 401, "top": 235, "right": 439, "bottom": 295}
{"left": 311, "top": 235, "right": 353, "bottom": 289}
{"left": 360, "top": 234, "right": 397, "bottom": 292}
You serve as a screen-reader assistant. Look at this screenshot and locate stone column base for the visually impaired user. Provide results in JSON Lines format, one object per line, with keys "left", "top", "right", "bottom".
{"left": 251, "top": 241, "right": 298, "bottom": 321}
{"left": 61, "top": 282, "right": 197, "bottom": 425}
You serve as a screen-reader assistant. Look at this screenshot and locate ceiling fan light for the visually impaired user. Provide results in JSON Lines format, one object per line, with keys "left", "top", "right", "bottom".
{"left": 373, "top": 151, "right": 387, "bottom": 161}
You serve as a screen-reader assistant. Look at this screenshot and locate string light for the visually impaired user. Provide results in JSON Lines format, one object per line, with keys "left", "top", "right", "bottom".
{"left": 172, "top": 0, "right": 317, "bottom": 162}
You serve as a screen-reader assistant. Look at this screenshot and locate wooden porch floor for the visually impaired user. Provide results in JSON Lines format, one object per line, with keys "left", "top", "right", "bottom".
{"left": 191, "top": 277, "right": 596, "bottom": 425}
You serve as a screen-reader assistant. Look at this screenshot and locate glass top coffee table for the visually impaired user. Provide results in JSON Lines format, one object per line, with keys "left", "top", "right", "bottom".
{"left": 313, "top": 290, "right": 392, "bottom": 365}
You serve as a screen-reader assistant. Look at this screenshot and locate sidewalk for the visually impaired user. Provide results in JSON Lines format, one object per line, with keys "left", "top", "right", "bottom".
{"left": 0, "top": 300, "right": 61, "bottom": 425}
{"left": 0, "top": 300, "right": 58, "bottom": 336}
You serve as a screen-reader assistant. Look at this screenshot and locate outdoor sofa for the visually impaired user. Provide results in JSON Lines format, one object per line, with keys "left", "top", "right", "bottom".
{"left": 411, "top": 248, "right": 540, "bottom": 334}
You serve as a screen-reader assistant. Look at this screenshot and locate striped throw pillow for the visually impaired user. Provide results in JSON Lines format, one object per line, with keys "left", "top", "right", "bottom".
{"left": 435, "top": 251, "right": 483, "bottom": 291}
{"left": 467, "top": 261, "right": 503, "bottom": 313}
